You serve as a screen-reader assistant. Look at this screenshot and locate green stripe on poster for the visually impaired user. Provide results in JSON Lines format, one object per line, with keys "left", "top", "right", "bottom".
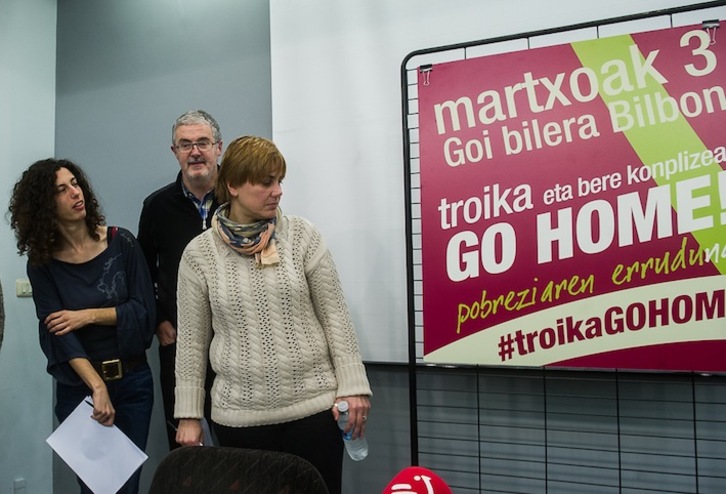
{"left": 572, "top": 34, "right": 725, "bottom": 274}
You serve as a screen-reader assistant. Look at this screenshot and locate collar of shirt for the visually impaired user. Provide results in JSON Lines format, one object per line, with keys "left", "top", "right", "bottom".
{"left": 181, "top": 181, "right": 215, "bottom": 229}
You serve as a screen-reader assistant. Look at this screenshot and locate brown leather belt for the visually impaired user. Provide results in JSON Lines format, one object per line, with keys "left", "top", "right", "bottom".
{"left": 91, "top": 355, "right": 146, "bottom": 382}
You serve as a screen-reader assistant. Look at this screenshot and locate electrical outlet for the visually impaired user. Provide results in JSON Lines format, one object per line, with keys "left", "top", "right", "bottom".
{"left": 13, "top": 477, "right": 26, "bottom": 493}
{"left": 15, "top": 279, "right": 32, "bottom": 298}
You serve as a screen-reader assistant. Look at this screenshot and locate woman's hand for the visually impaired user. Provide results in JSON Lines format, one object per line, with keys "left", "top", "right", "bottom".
{"left": 45, "top": 309, "right": 90, "bottom": 335}
{"left": 89, "top": 387, "right": 115, "bottom": 426}
{"left": 334, "top": 395, "right": 371, "bottom": 439}
{"left": 46, "top": 307, "right": 117, "bottom": 335}
{"left": 177, "top": 418, "right": 204, "bottom": 447}
{"left": 68, "top": 358, "right": 116, "bottom": 426}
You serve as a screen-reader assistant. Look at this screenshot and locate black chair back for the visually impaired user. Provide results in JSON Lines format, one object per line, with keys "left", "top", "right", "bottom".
{"left": 148, "top": 446, "right": 329, "bottom": 494}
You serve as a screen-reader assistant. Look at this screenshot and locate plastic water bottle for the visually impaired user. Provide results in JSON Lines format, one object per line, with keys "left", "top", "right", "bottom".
{"left": 336, "top": 400, "right": 368, "bottom": 460}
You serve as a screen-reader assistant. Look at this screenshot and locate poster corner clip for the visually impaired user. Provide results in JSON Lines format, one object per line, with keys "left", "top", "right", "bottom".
{"left": 702, "top": 19, "right": 719, "bottom": 45}
{"left": 419, "top": 64, "right": 433, "bottom": 86}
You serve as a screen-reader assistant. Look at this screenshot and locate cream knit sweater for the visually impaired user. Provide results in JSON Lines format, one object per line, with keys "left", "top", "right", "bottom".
{"left": 175, "top": 214, "right": 372, "bottom": 427}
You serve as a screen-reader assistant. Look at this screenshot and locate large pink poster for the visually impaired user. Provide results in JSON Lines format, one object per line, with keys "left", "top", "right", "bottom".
{"left": 417, "top": 23, "right": 726, "bottom": 371}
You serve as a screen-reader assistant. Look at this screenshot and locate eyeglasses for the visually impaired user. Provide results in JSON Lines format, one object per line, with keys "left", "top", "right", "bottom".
{"left": 174, "top": 140, "right": 217, "bottom": 152}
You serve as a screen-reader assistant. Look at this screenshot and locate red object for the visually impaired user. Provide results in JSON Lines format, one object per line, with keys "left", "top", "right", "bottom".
{"left": 382, "top": 466, "right": 452, "bottom": 494}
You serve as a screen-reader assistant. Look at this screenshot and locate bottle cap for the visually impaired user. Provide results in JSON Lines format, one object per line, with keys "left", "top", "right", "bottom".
{"left": 337, "top": 401, "right": 349, "bottom": 412}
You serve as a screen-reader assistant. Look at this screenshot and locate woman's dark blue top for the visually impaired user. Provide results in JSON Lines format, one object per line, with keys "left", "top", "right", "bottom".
{"left": 27, "top": 227, "right": 156, "bottom": 386}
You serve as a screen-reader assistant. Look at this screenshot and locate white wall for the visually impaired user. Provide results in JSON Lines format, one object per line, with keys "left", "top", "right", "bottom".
{"left": 269, "top": 0, "right": 714, "bottom": 364}
{"left": 0, "top": 0, "right": 57, "bottom": 492}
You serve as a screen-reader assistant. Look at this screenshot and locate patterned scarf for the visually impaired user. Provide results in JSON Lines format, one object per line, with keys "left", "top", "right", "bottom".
{"left": 212, "top": 203, "right": 280, "bottom": 266}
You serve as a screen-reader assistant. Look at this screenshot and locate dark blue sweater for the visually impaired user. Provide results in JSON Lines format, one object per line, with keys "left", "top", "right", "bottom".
{"left": 27, "top": 227, "right": 156, "bottom": 385}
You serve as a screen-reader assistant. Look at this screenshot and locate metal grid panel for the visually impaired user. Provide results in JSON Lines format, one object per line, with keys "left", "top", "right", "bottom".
{"left": 414, "top": 367, "right": 726, "bottom": 493}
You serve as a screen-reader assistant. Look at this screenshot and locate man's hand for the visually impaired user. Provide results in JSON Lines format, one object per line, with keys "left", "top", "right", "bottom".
{"left": 156, "top": 320, "right": 177, "bottom": 346}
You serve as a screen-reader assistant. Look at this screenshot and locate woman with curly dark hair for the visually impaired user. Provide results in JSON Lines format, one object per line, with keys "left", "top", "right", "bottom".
{"left": 8, "top": 158, "right": 156, "bottom": 494}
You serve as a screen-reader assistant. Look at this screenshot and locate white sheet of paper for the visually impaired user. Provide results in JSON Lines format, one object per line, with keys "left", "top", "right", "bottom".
{"left": 46, "top": 397, "right": 148, "bottom": 494}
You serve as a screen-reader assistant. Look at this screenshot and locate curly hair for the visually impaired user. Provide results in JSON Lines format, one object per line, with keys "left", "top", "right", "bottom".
{"left": 8, "top": 158, "right": 105, "bottom": 266}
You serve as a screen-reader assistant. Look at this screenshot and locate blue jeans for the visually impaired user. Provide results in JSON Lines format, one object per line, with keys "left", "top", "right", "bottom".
{"left": 55, "top": 363, "right": 154, "bottom": 494}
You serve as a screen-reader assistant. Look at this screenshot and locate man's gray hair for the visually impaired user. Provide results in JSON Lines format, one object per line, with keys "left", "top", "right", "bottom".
{"left": 172, "top": 110, "right": 222, "bottom": 145}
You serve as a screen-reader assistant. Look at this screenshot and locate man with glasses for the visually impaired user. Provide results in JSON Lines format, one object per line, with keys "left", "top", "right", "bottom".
{"left": 138, "top": 110, "right": 222, "bottom": 450}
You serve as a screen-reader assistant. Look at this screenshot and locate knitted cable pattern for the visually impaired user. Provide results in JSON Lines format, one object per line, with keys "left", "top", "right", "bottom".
{"left": 175, "top": 215, "right": 371, "bottom": 427}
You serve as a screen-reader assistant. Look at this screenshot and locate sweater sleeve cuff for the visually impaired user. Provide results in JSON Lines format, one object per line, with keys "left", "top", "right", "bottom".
{"left": 335, "top": 362, "right": 373, "bottom": 397}
{"left": 174, "top": 385, "right": 206, "bottom": 419}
